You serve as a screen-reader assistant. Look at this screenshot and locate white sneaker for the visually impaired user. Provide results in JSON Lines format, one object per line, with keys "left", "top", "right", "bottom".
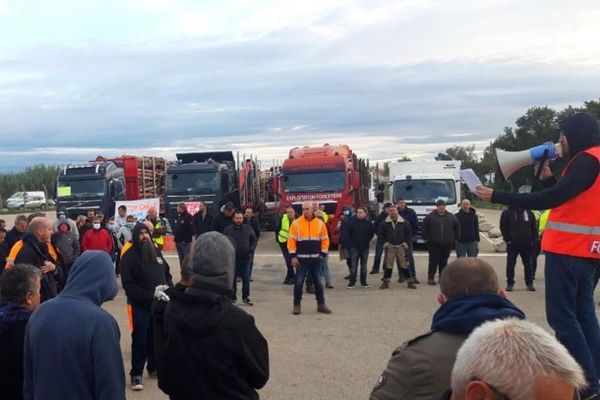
{"left": 131, "top": 376, "right": 143, "bottom": 391}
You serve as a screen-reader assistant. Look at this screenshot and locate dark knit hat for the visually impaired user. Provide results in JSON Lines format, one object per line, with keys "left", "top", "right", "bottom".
{"left": 190, "top": 232, "right": 235, "bottom": 291}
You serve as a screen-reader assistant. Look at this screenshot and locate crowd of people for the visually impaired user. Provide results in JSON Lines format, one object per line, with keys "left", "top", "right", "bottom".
{"left": 0, "top": 111, "right": 598, "bottom": 400}
{"left": 275, "top": 196, "right": 543, "bottom": 297}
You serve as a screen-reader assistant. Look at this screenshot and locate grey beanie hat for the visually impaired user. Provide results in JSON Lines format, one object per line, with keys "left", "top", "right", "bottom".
{"left": 191, "top": 231, "right": 235, "bottom": 291}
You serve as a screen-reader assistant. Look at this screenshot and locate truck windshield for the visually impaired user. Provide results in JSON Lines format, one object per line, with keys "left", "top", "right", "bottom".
{"left": 57, "top": 179, "right": 106, "bottom": 198}
{"left": 393, "top": 179, "right": 456, "bottom": 205}
{"left": 167, "top": 172, "right": 220, "bottom": 194}
{"left": 284, "top": 171, "right": 346, "bottom": 193}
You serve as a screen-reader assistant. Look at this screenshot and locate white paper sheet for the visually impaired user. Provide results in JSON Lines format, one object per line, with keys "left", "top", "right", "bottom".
{"left": 459, "top": 169, "right": 483, "bottom": 193}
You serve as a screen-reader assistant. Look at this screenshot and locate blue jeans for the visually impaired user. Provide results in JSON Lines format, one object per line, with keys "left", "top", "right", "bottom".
{"left": 320, "top": 255, "right": 332, "bottom": 285}
{"left": 176, "top": 241, "right": 191, "bottom": 264}
{"left": 455, "top": 241, "right": 478, "bottom": 258}
{"left": 545, "top": 252, "right": 600, "bottom": 396}
{"left": 350, "top": 247, "right": 369, "bottom": 285}
{"left": 294, "top": 259, "right": 325, "bottom": 306}
{"left": 371, "top": 238, "right": 385, "bottom": 272}
{"left": 233, "top": 258, "right": 250, "bottom": 301}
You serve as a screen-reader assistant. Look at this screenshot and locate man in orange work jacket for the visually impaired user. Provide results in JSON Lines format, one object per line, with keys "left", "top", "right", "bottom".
{"left": 288, "top": 201, "right": 332, "bottom": 316}
{"left": 476, "top": 112, "right": 600, "bottom": 400}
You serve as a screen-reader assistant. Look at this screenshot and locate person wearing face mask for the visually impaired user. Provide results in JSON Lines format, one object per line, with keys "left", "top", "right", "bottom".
{"left": 52, "top": 210, "right": 79, "bottom": 241}
{"left": 117, "top": 216, "right": 136, "bottom": 252}
{"left": 114, "top": 216, "right": 136, "bottom": 278}
{"left": 81, "top": 216, "right": 113, "bottom": 255}
{"left": 51, "top": 221, "right": 80, "bottom": 274}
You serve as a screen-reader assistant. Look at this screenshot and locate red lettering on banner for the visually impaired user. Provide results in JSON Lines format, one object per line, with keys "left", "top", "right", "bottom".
{"left": 184, "top": 202, "right": 201, "bottom": 216}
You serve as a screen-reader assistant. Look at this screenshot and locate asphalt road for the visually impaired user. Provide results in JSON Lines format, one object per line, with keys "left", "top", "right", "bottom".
{"left": 3, "top": 209, "right": 597, "bottom": 400}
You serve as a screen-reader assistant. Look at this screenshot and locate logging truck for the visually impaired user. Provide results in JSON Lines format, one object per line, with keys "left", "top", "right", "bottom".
{"left": 56, "top": 155, "right": 166, "bottom": 219}
{"left": 274, "top": 144, "right": 370, "bottom": 245}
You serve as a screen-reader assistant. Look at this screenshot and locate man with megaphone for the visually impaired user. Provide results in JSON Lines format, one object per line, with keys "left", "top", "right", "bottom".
{"left": 476, "top": 112, "right": 600, "bottom": 400}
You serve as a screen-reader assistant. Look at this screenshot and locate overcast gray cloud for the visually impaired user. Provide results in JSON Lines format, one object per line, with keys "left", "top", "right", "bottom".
{"left": 0, "top": 0, "right": 599, "bottom": 170}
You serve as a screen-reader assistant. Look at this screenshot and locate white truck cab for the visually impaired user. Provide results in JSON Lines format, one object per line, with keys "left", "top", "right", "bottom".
{"left": 388, "top": 160, "right": 462, "bottom": 243}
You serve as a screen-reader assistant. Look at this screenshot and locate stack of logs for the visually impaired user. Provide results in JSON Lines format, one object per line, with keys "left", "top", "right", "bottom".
{"left": 137, "top": 157, "right": 165, "bottom": 197}
{"left": 137, "top": 157, "right": 167, "bottom": 211}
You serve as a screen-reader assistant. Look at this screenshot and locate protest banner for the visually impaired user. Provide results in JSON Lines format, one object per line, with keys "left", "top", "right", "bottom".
{"left": 114, "top": 198, "right": 160, "bottom": 221}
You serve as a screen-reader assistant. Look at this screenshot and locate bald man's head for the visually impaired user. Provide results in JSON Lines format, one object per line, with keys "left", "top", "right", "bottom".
{"left": 440, "top": 258, "right": 500, "bottom": 300}
{"left": 143, "top": 220, "right": 154, "bottom": 234}
{"left": 28, "top": 217, "right": 53, "bottom": 243}
{"left": 302, "top": 202, "right": 315, "bottom": 219}
{"left": 147, "top": 207, "right": 158, "bottom": 221}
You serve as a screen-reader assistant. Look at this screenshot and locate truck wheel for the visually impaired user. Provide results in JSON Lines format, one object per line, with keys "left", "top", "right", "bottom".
{"left": 41, "top": 204, "right": 47, "bottom": 210}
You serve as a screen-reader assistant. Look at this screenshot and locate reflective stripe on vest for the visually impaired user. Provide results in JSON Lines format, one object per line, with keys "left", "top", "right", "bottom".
{"left": 545, "top": 221, "right": 600, "bottom": 235}
{"left": 542, "top": 145, "right": 600, "bottom": 258}
{"left": 278, "top": 215, "right": 291, "bottom": 243}
{"left": 120, "top": 241, "right": 133, "bottom": 258}
{"left": 5, "top": 239, "right": 59, "bottom": 269}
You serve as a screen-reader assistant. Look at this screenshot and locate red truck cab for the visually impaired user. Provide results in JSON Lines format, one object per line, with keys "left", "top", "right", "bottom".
{"left": 275, "top": 144, "right": 368, "bottom": 245}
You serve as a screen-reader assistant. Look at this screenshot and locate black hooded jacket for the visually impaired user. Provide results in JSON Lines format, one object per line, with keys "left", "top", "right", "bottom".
{"left": 493, "top": 112, "right": 600, "bottom": 209}
{"left": 120, "top": 224, "right": 169, "bottom": 309}
{"left": 153, "top": 282, "right": 269, "bottom": 400}
{"left": 500, "top": 207, "right": 537, "bottom": 247}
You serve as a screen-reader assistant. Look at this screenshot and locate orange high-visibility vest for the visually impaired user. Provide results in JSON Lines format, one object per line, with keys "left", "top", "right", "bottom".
{"left": 287, "top": 216, "right": 330, "bottom": 259}
{"left": 5, "top": 239, "right": 59, "bottom": 270}
{"left": 120, "top": 241, "right": 133, "bottom": 258}
{"left": 542, "top": 146, "right": 600, "bottom": 258}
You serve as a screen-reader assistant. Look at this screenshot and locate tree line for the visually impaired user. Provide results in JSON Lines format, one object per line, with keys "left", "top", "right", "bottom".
{"left": 0, "top": 165, "right": 60, "bottom": 206}
{"left": 443, "top": 98, "right": 600, "bottom": 189}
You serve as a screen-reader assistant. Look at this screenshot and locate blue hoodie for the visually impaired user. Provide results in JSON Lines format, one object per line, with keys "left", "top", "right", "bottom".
{"left": 431, "top": 293, "right": 525, "bottom": 334}
{"left": 23, "top": 251, "right": 125, "bottom": 400}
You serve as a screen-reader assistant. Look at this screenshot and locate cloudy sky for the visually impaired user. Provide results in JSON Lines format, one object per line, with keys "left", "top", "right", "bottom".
{"left": 0, "top": 0, "right": 599, "bottom": 171}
